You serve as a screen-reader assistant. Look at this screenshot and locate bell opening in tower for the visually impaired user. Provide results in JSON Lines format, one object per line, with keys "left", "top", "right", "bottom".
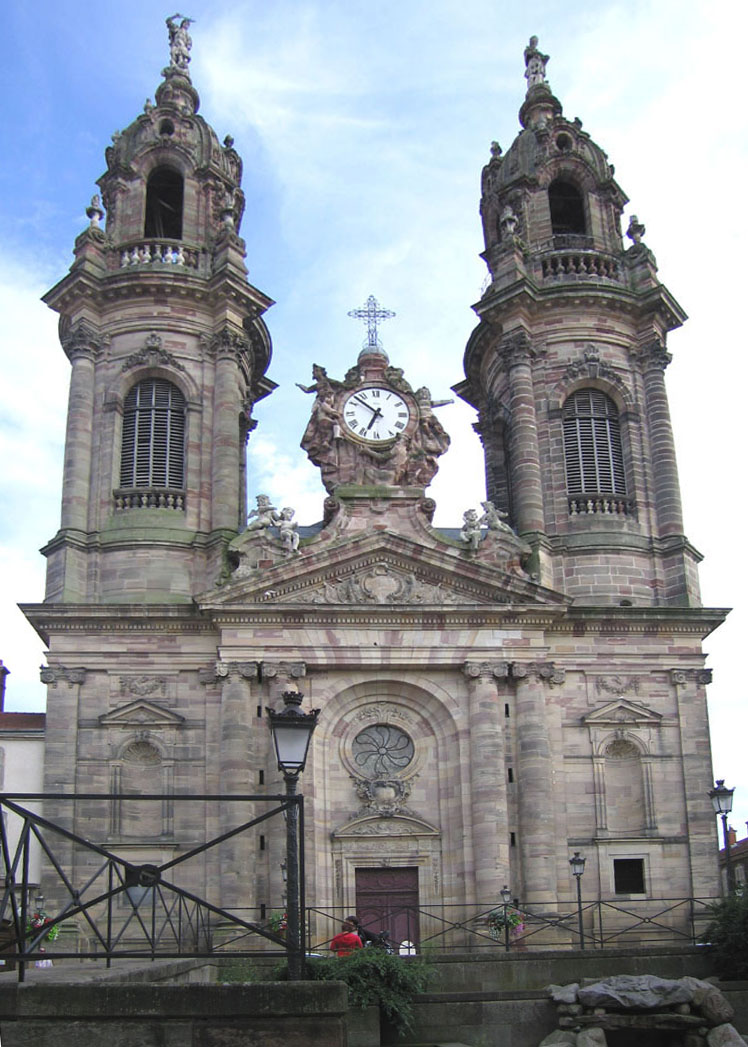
{"left": 548, "top": 178, "right": 586, "bottom": 237}
{"left": 144, "top": 166, "right": 184, "bottom": 240}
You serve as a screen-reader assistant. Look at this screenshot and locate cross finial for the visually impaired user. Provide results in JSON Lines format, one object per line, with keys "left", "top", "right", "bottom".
{"left": 347, "top": 295, "right": 396, "bottom": 350}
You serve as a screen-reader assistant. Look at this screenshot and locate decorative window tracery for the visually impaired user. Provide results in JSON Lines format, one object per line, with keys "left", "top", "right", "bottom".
{"left": 352, "top": 724, "right": 414, "bottom": 778}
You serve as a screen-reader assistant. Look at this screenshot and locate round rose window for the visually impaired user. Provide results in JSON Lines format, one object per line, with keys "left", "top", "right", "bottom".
{"left": 352, "top": 724, "right": 414, "bottom": 777}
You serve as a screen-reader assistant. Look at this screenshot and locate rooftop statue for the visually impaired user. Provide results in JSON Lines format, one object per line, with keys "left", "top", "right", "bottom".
{"left": 166, "top": 13, "right": 194, "bottom": 72}
{"left": 524, "top": 35, "right": 549, "bottom": 90}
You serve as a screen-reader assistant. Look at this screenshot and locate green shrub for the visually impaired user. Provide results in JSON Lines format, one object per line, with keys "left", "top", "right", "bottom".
{"left": 272, "top": 949, "right": 432, "bottom": 1036}
{"left": 701, "top": 891, "right": 748, "bottom": 979}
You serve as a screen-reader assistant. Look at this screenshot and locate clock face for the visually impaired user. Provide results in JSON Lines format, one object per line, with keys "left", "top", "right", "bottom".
{"left": 342, "top": 386, "right": 411, "bottom": 442}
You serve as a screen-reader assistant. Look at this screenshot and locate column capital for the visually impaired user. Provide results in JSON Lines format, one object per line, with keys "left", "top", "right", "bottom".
{"left": 209, "top": 325, "right": 250, "bottom": 361}
{"left": 499, "top": 328, "right": 538, "bottom": 368}
{"left": 511, "top": 661, "right": 565, "bottom": 685}
{"left": 40, "top": 665, "right": 87, "bottom": 687}
{"left": 61, "top": 318, "right": 108, "bottom": 362}
{"left": 200, "top": 661, "right": 258, "bottom": 685}
{"left": 670, "top": 668, "right": 712, "bottom": 687}
{"left": 261, "top": 661, "right": 307, "bottom": 681}
{"left": 463, "top": 661, "right": 510, "bottom": 680}
{"left": 628, "top": 339, "right": 672, "bottom": 373}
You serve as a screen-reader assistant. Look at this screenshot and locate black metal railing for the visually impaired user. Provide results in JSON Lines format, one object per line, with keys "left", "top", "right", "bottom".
{"left": 0, "top": 793, "right": 304, "bottom": 982}
{"left": 304, "top": 897, "right": 716, "bottom": 956}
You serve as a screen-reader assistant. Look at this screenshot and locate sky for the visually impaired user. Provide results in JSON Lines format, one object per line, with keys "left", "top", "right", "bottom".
{"left": 1, "top": 1, "right": 747, "bottom": 830}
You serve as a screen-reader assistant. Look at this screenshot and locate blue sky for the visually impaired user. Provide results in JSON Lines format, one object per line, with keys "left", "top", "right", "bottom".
{"left": 2, "top": 0, "right": 747, "bottom": 829}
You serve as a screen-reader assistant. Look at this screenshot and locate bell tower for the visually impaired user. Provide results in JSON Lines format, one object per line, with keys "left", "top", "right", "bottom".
{"left": 41, "top": 16, "right": 276, "bottom": 604}
{"left": 456, "top": 37, "right": 699, "bottom": 606}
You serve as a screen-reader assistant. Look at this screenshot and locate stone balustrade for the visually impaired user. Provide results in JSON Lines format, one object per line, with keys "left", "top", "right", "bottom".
{"left": 115, "top": 240, "right": 201, "bottom": 271}
{"left": 114, "top": 487, "right": 186, "bottom": 510}
{"left": 539, "top": 248, "right": 621, "bottom": 281}
{"left": 568, "top": 495, "right": 635, "bottom": 517}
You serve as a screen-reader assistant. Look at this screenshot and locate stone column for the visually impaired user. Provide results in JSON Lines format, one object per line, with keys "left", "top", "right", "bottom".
{"left": 504, "top": 331, "right": 545, "bottom": 536}
{"left": 39, "top": 666, "right": 86, "bottom": 906}
{"left": 671, "top": 668, "right": 716, "bottom": 897}
{"left": 217, "top": 661, "right": 257, "bottom": 909}
{"left": 464, "top": 661, "right": 510, "bottom": 902}
{"left": 59, "top": 323, "right": 102, "bottom": 532}
{"left": 211, "top": 328, "right": 246, "bottom": 532}
{"left": 637, "top": 341, "right": 684, "bottom": 537}
{"left": 511, "top": 661, "right": 565, "bottom": 906}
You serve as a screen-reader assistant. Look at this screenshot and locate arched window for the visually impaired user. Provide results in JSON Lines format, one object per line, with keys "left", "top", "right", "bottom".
{"left": 549, "top": 179, "right": 586, "bottom": 236}
{"left": 563, "top": 389, "right": 626, "bottom": 497}
{"left": 144, "top": 167, "right": 183, "bottom": 239}
{"left": 120, "top": 379, "right": 185, "bottom": 490}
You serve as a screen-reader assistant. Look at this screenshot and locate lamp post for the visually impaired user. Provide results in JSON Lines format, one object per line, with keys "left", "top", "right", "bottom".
{"left": 500, "top": 884, "right": 512, "bottom": 952}
{"left": 709, "top": 779, "right": 736, "bottom": 894}
{"left": 266, "top": 690, "right": 319, "bottom": 980}
{"left": 569, "top": 851, "right": 586, "bottom": 950}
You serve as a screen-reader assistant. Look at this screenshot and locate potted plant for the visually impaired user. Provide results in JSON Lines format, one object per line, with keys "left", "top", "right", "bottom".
{"left": 485, "top": 905, "right": 524, "bottom": 940}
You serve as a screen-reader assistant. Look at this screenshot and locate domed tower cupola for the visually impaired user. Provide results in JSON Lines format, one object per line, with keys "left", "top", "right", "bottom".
{"left": 40, "top": 18, "right": 277, "bottom": 605}
{"left": 457, "top": 38, "right": 697, "bottom": 609}
{"left": 479, "top": 36, "right": 628, "bottom": 287}
{"left": 96, "top": 15, "right": 248, "bottom": 270}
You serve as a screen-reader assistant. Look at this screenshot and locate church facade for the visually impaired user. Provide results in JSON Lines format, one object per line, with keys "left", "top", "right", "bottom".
{"left": 22, "top": 26, "right": 725, "bottom": 948}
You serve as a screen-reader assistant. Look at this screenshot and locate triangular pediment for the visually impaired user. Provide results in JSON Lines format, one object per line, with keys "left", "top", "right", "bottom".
{"left": 201, "top": 530, "right": 567, "bottom": 609}
{"left": 333, "top": 812, "right": 440, "bottom": 839}
{"left": 99, "top": 700, "right": 185, "bottom": 728}
{"left": 582, "top": 699, "right": 662, "bottom": 727}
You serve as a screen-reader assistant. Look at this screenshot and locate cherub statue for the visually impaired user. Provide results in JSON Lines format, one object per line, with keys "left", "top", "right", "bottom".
{"left": 479, "top": 500, "right": 515, "bottom": 534}
{"left": 246, "top": 494, "right": 278, "bottom": 532}
{"left": 460, "top": 509, "right": 482, "bottom": 552}
{"left": 277, "top": 507, "right": 300, "bottom": 555}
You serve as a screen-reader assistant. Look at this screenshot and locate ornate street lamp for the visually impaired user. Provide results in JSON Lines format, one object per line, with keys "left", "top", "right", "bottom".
{"left": 709, "top": 779, "right": 736, "bottom": 894}
{"left": 569, "top": 851, "right": 586, "bottom": 950}
{"left": 267, "top": 691, "right": 319, "bottom": 979}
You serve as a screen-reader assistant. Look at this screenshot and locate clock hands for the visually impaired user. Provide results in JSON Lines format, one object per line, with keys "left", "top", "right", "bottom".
{"left": 366, "top": 408, "right": 383, "bottom": 431}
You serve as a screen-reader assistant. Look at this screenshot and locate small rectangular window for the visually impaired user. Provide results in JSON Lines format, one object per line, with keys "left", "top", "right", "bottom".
{"left": 259, "top": 835, "right": 266, "bottom": 851}
{"left": 504, "top": 703, "right": 510, "bottom": 718}
{"left": 258, "top": 770, "right": 264, "bottom": 786}
{"left": 613, "top": 858, "right": 645, "bottom": 894}
{"left": 507, "top": 767, "right": 514, "bottom": 783}
{"left": 510, "top": 832, "right": 516, "bottom": 847}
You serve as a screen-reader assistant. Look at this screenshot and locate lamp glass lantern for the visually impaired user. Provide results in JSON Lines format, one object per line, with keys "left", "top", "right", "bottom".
{"left": 569, "top": 851, "right": 586, "bottom": 878}
{"left": 266, "top": 691, "right": 320, "bottom": 776}
{"left": 709, "top": 779, "right": 735, "bottom": 817}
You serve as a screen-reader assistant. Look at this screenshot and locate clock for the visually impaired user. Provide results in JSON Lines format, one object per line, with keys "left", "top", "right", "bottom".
{"left": 342, "top": 386, "right": 411, "bottom": 443}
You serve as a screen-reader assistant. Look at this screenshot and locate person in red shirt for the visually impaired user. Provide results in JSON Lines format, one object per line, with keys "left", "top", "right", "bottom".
{"left": 330, "top": 919, "right": 363, "bottom": 958}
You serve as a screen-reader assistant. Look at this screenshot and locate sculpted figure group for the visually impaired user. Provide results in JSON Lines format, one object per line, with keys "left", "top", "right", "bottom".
{"left": 246, "top": 495, "right": 299, "bottom": 555}
{"left": 460, "top": 501, "right": 516, "bottom": 551}
{"left": 297, "top": 364, "right": 451, "bottom": 491}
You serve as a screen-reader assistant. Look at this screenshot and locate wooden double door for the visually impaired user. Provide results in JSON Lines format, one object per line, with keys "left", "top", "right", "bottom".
{"left": 355, "top": 867, "right": 419, "bottom": 950}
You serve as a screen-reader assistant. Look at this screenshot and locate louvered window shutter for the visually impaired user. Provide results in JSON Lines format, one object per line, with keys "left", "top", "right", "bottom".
{"left": 563, "top": 389, "right": 626, "bottom": 495}
{"left": 120, "top": 379, "right": 186, "bottom": 489}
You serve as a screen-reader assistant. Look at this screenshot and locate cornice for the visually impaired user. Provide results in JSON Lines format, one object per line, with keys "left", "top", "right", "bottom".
{"left": 19, "top": 601, "right": 729, "bottom": 643}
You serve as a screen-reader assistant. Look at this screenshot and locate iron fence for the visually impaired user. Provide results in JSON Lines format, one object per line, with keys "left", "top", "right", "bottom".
{"left": 305, "top": 896, "right": 718, "bottom": 956}
{"left": 0, "top": 793, "right": 721, "bottom": 981}
{"left": 0, "top": 793, "right": 303, "bottom": 981}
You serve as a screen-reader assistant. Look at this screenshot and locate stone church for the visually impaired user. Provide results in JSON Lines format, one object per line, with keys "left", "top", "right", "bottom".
{"left": 21, "top": 24, "right": 725, "bottom": 947}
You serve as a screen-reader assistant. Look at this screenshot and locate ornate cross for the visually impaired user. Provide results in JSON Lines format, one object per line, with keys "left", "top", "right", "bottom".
{"left": 347, "top": 295, "right": 396, "bottom": 349}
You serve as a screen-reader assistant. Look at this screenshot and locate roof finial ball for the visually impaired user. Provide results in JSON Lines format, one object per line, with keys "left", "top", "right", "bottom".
{"left": 524, "top": 35, "right": 550, "bottom": 91}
